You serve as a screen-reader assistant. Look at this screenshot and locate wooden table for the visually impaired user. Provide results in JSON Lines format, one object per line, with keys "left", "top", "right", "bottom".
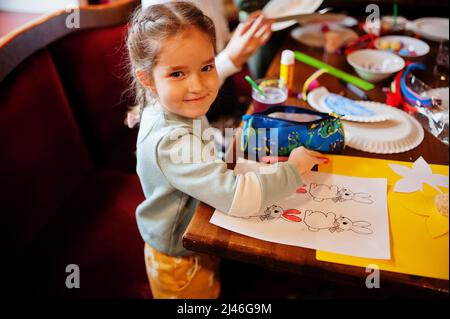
{"left": 183, "top": 29, "right": 449, "bottom": 295}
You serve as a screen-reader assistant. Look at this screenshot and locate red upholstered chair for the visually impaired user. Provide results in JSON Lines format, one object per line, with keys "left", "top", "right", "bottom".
{"left": 49, "top": 24, "right": 138, "bottom": 172}
{"left": 1, "top": 48, "right": 93, "bottom": 252}
{"left": 232, "top": 65, "right": 252, "bottom": 98}
{"left": 1, "top": 0, "right": 151, "bottom": 298}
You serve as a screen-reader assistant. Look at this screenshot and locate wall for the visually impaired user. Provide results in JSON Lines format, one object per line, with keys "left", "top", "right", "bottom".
{"left": 0, "top": 0, "right": 88, "bottom": 13}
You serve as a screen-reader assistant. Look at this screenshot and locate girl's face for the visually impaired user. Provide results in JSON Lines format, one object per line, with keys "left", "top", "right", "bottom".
{"left": 150, "top": 27, "right": 220, "bottom": 119}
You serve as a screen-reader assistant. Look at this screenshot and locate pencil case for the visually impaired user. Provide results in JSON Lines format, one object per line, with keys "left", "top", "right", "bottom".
{"left": 240, "top": 105, "right": 346, "bottom": 158}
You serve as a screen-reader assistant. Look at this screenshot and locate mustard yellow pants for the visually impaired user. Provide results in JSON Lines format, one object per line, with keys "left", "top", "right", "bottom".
{"left": 144, "top": 243, "right": 221, "bottom": 299}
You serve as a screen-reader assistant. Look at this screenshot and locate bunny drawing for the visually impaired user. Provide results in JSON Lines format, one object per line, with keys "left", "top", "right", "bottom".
{"left": 255, "top": 206, "right": 373, "bottom": 235}
{"left": 301, "top": 210, "right": 373, "bottom": 234}
{"left": 258, "top": 205, "right": 285, "bottom": 221}
{"left": 257, "top": 205, "right": 302, "bottom": 221}
{"left": 309, "top": 183, "right": 374, "bottom": 204}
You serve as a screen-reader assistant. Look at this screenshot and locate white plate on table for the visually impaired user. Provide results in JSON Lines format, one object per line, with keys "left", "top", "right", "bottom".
{"left": 409, "top": 17, "right": 449, "bottom": 42}
{"left": 341, "top": 106, "right": 424, "bottom": 154}
{"left": 290, "top": 23, "right": 357, "bottom": 47}
{"left": 307, "top": 87, "right": 393, "bottom": 122}
{"left": 263, "top": 0, "right": 323, "bottom": 32}
{"left": 296, "top": 13, "right": 358, "bottom": 27}
{"left": 307, "top": 87, "right": 424, "bottom": 154}
{"left": 374, "top": 36, "right": 430, "bottom": 58}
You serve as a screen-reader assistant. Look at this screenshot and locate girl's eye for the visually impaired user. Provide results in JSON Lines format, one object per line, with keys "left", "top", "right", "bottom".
{"left": 202, "top": 64, "right": 214, "bottom": 72}
{"left": 170, "top": 71, "right": 184, "bottom": 78}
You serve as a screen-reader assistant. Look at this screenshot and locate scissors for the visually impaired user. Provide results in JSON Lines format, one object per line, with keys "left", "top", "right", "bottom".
{"left": 344, "top": 34, "right": 377, "bottom": 55}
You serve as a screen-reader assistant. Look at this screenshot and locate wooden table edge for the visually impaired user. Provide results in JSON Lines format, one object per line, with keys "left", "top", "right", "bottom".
{"left": 183, "top": 202, "right": 449, "bottom": 294}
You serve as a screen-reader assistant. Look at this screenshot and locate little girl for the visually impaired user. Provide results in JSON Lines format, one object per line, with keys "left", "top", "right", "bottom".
{"left": 127, "top": 2, "right": 329, "bottom": 299}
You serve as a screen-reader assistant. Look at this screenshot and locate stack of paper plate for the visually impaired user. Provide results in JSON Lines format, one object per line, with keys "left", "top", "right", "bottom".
{"left": 263, "top": 0, "right": 323, "bottom": 31}
{"left": 296, "top": 13, "right": 357, "bottom": 27}
{"left": 308, "top": 87, "right": 424, "bottom": 154}
{"left": 342, "top": 106, "right": 424, "bottom": 154}
{"left": 290, "top": 24, "right": 358, "bottom": 48}
{"left": 310, "top": 89, "right": 394, "bottom": 122}
{"left": 409, "top": 17, "right": 449, "bottom": 42}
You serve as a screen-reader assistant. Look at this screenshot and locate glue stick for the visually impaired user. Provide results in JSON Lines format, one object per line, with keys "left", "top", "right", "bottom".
{"left": 280, "top": 49, "right": 295, "bottom": 96}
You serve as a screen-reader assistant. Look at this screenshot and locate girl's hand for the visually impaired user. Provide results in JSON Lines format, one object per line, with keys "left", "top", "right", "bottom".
{"left": 261, "top": 156, "right": 289, "bottom": 164}
{"left": 287, "top": 146, "right": 329, "bottom": 176}
{"left": 225, "top": 11, "right": 273, "bottom": 69}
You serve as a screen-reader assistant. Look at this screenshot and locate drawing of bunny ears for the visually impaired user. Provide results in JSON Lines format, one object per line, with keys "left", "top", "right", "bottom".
{"left": 308, "top": 184, "right": 374, "bottom": 204}
{"left": 346, "top": 220, "right": 373, "bottom": 234}
{"left": 332, "top": 187, "right": 373, "bottom": 204}
{"left": 339, "top": 191, "right": 374, "bottom": 204}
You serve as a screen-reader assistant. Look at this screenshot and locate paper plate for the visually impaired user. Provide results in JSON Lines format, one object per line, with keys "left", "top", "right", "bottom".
{"left": 263, "top": 0, "right": 323, "bottom": 32}
{"left": 374, "top": 36, "right": 430, "bottom": 58}
{"left": 409, "top": 17, "right": 449, "bottom": 42}
{"left": 343, "top": 107, "right": 425, "bottom": 154}
{"left": 296, "top": 14, "right": 358, "bottom": 27}
{"left": 290, "top": 23, "right": 357, "bottom": 48}
{"left": 308, "top": 87, "right": 394, "bottom": 122}
{"left": 307, "top": 87, "right": 424, "bottom": 154}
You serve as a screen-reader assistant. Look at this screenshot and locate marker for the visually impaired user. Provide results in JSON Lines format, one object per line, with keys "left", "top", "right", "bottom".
{"left": 339, "top": 79, "right": 370, "bottom": 100}
{"left": 294, "top": 51, "right": 375, "bottom": 91}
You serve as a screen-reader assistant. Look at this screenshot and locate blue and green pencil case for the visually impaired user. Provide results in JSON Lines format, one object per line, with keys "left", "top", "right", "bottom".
{"left": 241, "top": 105, "right": 346, "bottom": 158}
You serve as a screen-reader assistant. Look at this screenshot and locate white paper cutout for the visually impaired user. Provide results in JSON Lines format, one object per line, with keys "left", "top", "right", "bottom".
{"left": 389, "top": 157, "right": 449, "bottom": 193}
{"left": 210, "top": 159, "right": 391, "bottom": 260}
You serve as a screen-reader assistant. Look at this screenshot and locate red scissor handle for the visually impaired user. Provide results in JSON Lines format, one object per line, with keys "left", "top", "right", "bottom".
{"left": 344, "top": 34, "right": 378, "bottom": 55}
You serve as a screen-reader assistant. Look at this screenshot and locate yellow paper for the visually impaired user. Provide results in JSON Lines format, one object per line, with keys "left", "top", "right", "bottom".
{"left": 316, "top": 155, "right": 449, "bottom": 280}
{"left": 426, "top": 214, "right": 449, "bottom": 239}
{"left": 400, "top": 189, "right": 449, "bottom": 238}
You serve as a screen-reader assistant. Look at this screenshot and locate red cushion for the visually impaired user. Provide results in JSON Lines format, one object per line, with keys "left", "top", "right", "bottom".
{"left": 232, "top": 64, "right": 252, "bottom": 97}
{"left": 50, "top": 24, "right": 138, "bottom": 172}
{"left": 0, "top": 49, "right": 93, "bottom": 252}
{"left": 12, "top": 169, "right": 151, "bottom": 298}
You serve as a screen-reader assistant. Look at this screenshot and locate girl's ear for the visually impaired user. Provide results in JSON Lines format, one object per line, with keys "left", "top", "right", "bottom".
{"left": 136, "top": 69, "right": 155, "bottom": 92}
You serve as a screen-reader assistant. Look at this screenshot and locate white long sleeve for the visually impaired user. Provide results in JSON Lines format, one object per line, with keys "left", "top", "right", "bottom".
{"left": 215, "top": 49, "right": 241, "bottom": 85}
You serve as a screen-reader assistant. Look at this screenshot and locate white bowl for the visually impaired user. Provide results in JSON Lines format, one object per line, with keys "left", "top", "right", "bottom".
{"left": 347, "top": 49, "right": 405, "bottom": 83}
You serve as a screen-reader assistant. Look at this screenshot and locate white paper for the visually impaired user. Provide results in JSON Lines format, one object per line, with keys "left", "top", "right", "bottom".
{"left": 210, "top": 160, "right": 391, "bottom": 259}
{"left": 389, "top": 156, "right": 449, "bottom": 193}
